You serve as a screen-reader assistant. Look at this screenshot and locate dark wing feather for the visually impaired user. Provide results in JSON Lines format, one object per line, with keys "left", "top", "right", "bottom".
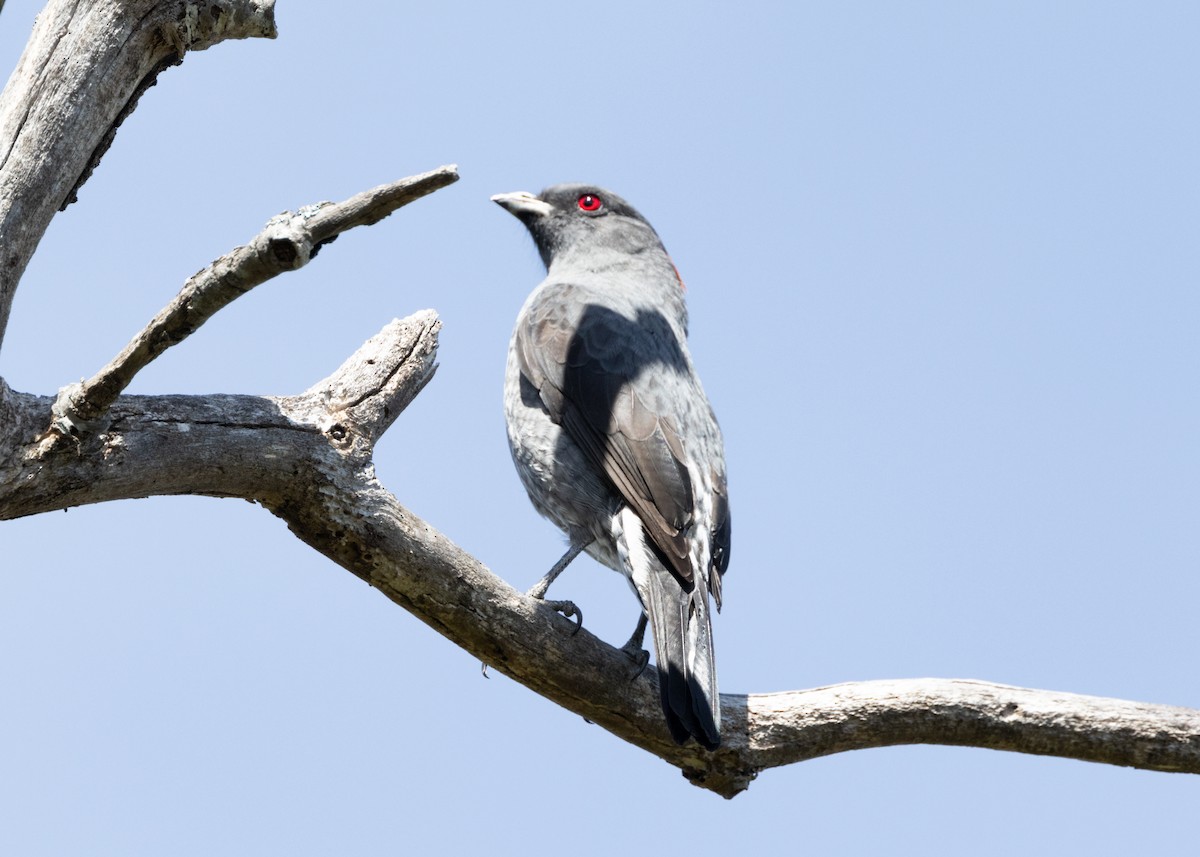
{"left": 708, "top": 471, "right": 731, "bottom": 610}
{"left": 515, "top": 288, "right": 698, "bottom": 588}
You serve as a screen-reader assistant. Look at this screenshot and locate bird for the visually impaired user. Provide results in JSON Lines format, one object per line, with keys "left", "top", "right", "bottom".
{"left": 492, "top": 183, "right": 731, "bottom": 750}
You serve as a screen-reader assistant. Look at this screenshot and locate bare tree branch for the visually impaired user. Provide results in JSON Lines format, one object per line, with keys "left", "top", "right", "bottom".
{"left": 45, "top": 166, "right": 459, "bottom": 441}
{"left": 0, "top": 311, "right": 442, "bottom": 517}
{"left": 729, "top": 680, "right": 1200, "bottom": 793}
{"left": 3, "top": 306, "right": 1199, "bottom": 798}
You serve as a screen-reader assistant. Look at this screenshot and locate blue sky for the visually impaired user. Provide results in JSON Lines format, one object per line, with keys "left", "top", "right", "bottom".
{"left": 2, "top": 1, "right": 1198, "bottom": 853}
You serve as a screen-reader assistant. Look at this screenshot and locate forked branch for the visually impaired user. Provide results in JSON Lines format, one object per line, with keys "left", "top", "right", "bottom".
{"left": 45, "top": 166, "right": 458, "bottom": 442}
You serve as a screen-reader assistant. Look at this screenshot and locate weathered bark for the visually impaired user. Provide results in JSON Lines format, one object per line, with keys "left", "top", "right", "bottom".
{"left": 1, "top": 0, "right": 1198, "bottom": 800}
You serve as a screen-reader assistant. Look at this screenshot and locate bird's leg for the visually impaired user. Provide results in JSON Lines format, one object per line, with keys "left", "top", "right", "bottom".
{"left": 619, "top": 611, "right": 650, "bottom": 678}
{"left": 527, "top": 540, "right": 589, "bottom": 633}
{"left": 527, "top": 540, "right": 586, "bottom": 598}
{"left": 482, "top": 541, "right": 589, "bottom": 677}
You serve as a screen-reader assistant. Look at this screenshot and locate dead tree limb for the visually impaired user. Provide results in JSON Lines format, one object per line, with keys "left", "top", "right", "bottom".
{"left": 45, "top": 166, "right": 458, "bottom": 441}
{"left": 4, "top": 312, "right": 1199, "bottom": 798}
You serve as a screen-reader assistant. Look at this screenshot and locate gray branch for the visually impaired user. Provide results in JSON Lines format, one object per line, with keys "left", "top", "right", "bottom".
{"left": 3, "top": 311, "right": 1199, "bottom": 797}
{"left": 46, "top": 166, "right": 458, "bottom": 441}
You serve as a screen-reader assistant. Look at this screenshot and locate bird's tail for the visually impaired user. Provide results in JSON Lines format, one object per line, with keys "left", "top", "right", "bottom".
{"left": 620, "top": 508, "right": 720, "bottom": 750}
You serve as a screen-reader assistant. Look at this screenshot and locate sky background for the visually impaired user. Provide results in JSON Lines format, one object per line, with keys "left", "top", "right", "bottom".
{"left": 2, "top": 1, "right": 1198, "bottom": 853}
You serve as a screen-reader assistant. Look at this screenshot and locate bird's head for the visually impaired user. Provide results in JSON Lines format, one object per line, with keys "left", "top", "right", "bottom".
{"left": 491, "top": 184, "right": 667, "bottom": 273}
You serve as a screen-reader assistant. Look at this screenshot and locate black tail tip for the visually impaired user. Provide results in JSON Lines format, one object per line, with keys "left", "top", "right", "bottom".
{"left": 666, "top": 713, "right": 721, "bottom": 750}
{"left": 662, "top": 683, "right": 721, "bottom": 750}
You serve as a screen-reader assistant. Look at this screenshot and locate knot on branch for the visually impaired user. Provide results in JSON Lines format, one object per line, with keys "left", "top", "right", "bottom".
{"left": 326, "top": 423, "right": 349, "bottom": 443}
{"left": 259, "top": 202, "right": 340, "bottom": 268}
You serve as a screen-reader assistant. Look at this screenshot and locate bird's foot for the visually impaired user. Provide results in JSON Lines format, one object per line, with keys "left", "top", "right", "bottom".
{"left": 536, "top": 597, "right": 583, "bottom": 635}
{"left": 526, "top": 541, "right": 589, "bottom": 634}
{"left": 619, "top": 638, "right": 650, "bottom": 679}
{"left": 619, "top": 612, "right": 650, "bottom": 678}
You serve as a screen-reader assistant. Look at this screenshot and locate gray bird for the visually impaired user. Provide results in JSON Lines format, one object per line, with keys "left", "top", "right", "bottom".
{"left": 493, "top": 184, "right": 731, "bottom": 750}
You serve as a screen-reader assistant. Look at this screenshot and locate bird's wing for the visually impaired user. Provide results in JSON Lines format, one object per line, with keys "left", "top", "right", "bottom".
{"left": 515, "top": 285, "right": 712, "bottom": 590}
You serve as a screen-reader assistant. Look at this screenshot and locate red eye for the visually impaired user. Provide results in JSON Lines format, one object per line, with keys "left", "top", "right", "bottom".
{"left": 577, "top": 194, "right": 603, "bottom": 212}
